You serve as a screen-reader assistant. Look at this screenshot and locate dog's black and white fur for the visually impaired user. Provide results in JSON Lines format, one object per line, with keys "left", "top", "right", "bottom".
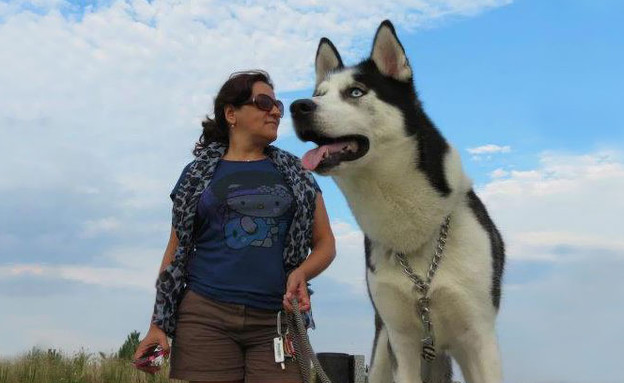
{"left": 291, "top": 20, "right": 505, "bottom": 383}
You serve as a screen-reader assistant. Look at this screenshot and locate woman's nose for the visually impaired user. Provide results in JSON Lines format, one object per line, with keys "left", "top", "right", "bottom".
{"left": 269, "top": 105, "right": 281, "bottom": 118}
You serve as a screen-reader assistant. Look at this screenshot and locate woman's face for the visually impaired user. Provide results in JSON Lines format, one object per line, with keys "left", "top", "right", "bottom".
{"left": 230, "top": 81, "right": 282, "bottom": 145}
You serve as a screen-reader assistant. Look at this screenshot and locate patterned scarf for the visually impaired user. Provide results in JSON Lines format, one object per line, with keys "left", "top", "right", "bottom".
{"left": 151, "top": 141, "right": 320, "bottom": 338}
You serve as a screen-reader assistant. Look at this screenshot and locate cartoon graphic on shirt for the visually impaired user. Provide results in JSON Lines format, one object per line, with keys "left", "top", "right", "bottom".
{"left": 212, "top": 171, "right": 294, "bottom": 249}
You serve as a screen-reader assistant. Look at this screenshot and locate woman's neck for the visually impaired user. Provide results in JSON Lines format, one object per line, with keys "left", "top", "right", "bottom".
{"left": 222, "top": 140, "right": 267, "bottom": 161}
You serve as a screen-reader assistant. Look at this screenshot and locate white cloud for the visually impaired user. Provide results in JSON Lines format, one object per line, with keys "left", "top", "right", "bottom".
{"left": 470, "top": 150, "right": 624, "bottom": 382}
{"left": 467, "top": 144, "right": 511, "bottom": 154}
{"left": 489, "top": 168, "right": 509, "bottom": 178}
{"left": 0, "top": 0, "right": 513, "bottom": 211}
{"left": 322, "top": 220, "right": 367, "bottom": 294}
{"left": 0, "top": 245, "right": 163, "bottom": 291}
{"left": 81, "top": 217, "right": 122, "bottom": 238}
{"left": 0, "top": 263, "right": 155, "bottom": 290}
{"left": 5, "top": 264, "right": 46, "bottom": 276}
{"left": 57, "top": 265, "right": 154, "bottom": 289}
{"left": 477, "top": 150, "right": 624, "bottom": 262}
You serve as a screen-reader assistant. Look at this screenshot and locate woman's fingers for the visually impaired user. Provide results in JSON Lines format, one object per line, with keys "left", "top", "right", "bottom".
{"left": 132, "top": 337, "right": 168, "bottom": 374}
{"left": 284, "top": 270, "right": 312, "bottom": 312}
{"left": 283, "top": 292, "right": 294, "bottom": 312}
{"left": 282, "top": 282, "right": 310, "bottom": 312}
{"left": 297, "top": 284, "right": 310, "bottom": 312}
{"left": 133, "top": 342, "right": 150, "bottom": 361}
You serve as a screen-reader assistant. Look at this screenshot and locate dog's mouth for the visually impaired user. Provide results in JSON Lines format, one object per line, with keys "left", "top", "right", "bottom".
{"left": 301, "top": 133, "right": 370, "bottom": 172}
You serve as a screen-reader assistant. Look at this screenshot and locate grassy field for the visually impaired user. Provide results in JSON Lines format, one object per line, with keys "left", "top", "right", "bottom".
{"left": 0, "top": 348, "right": 183, "bottom": 383}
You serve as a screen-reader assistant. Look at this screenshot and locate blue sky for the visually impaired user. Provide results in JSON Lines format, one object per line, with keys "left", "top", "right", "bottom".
{"left": 1, "top": 1, "right": 623, "bottom": 382}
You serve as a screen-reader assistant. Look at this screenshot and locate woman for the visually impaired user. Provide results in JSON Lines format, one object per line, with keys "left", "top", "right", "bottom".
{"left": 134, "top": 70, "right": 336, "bottom": 383}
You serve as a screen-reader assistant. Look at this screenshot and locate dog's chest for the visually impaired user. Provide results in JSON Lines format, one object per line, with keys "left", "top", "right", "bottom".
{"left": 334, "top": 172, "right": 445, "bottom": 252}
{"left": 366, "top": 239, "right": 483, "bottom": 345}
{"left": 366, "top": 244, "right": 433, "bottom": 323}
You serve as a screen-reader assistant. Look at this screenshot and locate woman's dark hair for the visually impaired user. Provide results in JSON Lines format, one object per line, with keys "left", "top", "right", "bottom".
{"left": 194, "top": 70, "right": 274, "bottom": 156}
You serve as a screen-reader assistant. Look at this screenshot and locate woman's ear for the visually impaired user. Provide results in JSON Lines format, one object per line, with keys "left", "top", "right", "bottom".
{"left": 224, "top": 104, "right": 237, "bottom": 126}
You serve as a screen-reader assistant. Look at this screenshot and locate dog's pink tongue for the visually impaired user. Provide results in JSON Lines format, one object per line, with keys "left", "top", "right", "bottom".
{"left": 302, "top": 142, "right": 347, "bottom": 171}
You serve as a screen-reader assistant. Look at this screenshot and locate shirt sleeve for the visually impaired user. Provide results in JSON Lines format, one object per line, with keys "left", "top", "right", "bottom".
{"left": 170, "top": 161, "right": 194, "bottom": 202}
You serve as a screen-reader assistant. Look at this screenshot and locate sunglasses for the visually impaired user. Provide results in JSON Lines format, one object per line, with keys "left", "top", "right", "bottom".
{"left": 243, "top": 94, "right": 285, "bottom": 118}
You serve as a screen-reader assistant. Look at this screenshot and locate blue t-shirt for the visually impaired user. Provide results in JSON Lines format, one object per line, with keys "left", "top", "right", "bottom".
{"left": 170, "top": 158, "right": 296, "bottom": 311}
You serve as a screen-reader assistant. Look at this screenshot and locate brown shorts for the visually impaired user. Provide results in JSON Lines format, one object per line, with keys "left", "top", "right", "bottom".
{"left": 170, "top": 289, "right": 302, "bottom": 383}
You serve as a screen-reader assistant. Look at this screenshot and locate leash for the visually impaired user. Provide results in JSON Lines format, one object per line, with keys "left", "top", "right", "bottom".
{"left": 285, "top": 298, "right": 332, "bottom": 383}
{"left": 394, "top": 214, "right": 451, "bottom": 383}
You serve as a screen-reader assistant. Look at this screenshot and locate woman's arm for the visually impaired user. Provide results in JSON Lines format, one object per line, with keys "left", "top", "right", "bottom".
{"left": 283, "top": 193, "right": 336, "bottom": 311}
{"left": 158, "top": 226, "right": 178, "bottom": 273}
{"left": 296, "top": 193, "right": 336, "bottom": 279}
{"left": 133, "top": 225, "right": 179, "bottom": 372}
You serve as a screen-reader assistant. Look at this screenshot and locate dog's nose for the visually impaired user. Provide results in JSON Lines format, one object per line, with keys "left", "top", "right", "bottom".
{"left": 290, "top": 99, "right": 317, "bottom": 117}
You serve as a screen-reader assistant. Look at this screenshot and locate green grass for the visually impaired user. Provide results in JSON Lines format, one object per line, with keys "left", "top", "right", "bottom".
{"left": 0, "top": 348, "right": 183, "bottom": 383}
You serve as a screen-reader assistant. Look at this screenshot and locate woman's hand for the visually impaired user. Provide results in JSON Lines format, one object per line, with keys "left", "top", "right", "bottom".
{"left": 283, "top": 268, "right": 310, "bottom": 312}
{"left": 132, "top": 324, "right": 170, "bottom": 375}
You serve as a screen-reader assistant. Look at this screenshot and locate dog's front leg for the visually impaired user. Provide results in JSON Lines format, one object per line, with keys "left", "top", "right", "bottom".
{"left": 450, "top": 326, "right": 502, "bottom": 383}
{"left": 368, "top": 322, "right": 394, "bottom": 383}
{"left": 387, "top": 328, "right": 423, "bottom": 383}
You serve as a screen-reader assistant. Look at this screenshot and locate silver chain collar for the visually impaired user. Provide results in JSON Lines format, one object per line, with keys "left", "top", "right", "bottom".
{"left": 394, "top": 214, "right": 451, "bottom": 296}
{"left": 393, "top": 214, "right": 451, "bottom": 383}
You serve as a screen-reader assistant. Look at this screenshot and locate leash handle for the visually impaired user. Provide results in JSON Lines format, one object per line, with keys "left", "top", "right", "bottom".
{"left": 287, "top": 298, "right": 332, "bottom": 383}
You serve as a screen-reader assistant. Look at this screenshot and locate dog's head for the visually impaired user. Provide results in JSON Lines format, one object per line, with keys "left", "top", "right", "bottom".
{"left": 291, "top": 20, "right": 420, "bottom": 175}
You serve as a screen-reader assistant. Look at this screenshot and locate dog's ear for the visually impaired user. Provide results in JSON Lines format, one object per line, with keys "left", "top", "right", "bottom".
{"left": 370, "top": 20, "right": 412, "bottom": 82}
{"left": 315, "top": 37, "right": 343, "bottom": 87}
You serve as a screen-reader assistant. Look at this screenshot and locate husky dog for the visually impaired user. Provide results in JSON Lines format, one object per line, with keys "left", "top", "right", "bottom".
{"left": 290, "top": 20, "right": 505, "bottom": 383}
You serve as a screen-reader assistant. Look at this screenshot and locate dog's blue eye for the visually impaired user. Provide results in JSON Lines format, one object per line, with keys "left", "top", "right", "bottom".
{"left": 349, "top": 88, "right": 365, "bottom": 98}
